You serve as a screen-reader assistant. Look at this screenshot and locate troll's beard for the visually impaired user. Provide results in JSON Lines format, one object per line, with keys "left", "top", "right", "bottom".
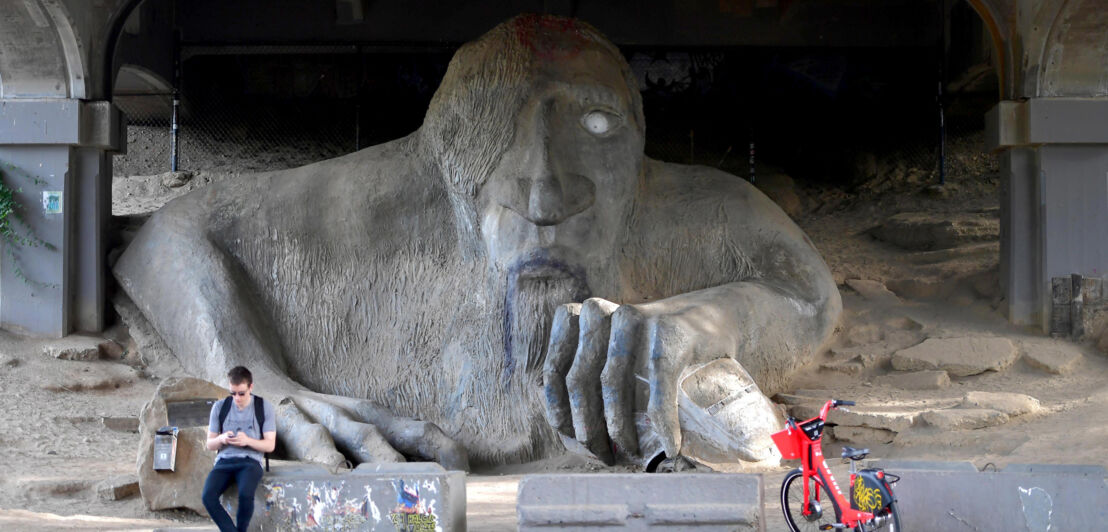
{"left": 502, "top": 258, "right": 590, "bottom": 385}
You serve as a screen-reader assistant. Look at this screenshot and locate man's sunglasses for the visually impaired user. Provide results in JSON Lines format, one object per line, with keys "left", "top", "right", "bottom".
{"left": 229, "top": 391, "right": 249, "bottom": 397}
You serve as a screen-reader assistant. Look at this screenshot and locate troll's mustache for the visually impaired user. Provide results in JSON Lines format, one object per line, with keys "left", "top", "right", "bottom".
{"left": 502, "top": 254, "right": 590, "bottom": 384}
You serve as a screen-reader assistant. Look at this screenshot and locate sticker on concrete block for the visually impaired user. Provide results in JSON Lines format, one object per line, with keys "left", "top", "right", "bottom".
{"left": 42, "top": 191, "right": 62, "bottom": 214}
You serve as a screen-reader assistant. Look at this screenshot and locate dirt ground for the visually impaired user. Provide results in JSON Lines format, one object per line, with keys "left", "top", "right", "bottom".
{"left": 3, "top": 132, "right": 1108, "bottom": 531}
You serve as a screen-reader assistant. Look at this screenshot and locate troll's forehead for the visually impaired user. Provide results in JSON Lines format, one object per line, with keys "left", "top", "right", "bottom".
{"left": 511, "top": 14, "right": 591, "bottom": 61}
{"left": 421, "top": 15, "right": 643, "bottom": 197}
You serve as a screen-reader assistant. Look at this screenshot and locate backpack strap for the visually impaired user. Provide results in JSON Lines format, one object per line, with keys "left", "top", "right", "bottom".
{"left": 254, "top": 396, "right": 269, "bottom": 472}
{"left": 217, "top": 396, "right": 233, "bottom": 434}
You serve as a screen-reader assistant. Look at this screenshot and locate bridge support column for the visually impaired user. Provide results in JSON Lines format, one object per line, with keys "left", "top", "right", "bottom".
{"left": 0, "top": 99, "right": 122, "bottom": 337}
{"left": 989, "top": 98, "right": 1108, "bottom": 331}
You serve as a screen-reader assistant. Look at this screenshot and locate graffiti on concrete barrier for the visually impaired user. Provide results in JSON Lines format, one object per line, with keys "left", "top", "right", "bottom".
{"left": 388, "top": 479, "right": 440, "bottom": 532}
{"left": 259, "top": 477, "right": 442, "bottom": 530}
{"left": 262, "top": 479, "right": 389, "bottom": 530}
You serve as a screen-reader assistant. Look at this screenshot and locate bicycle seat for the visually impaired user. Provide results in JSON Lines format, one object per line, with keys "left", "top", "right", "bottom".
{"left": 841, "top": 446, "right": 869, "bottom": 460}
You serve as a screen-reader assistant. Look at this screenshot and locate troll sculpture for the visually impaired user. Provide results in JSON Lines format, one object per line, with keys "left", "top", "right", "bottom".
{"left": 114, "top": 15, "right": 841, "bottom": 471}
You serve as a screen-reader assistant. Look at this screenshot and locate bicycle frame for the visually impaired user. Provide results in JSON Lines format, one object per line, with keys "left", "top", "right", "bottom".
{"left": 776, "top": 399, "right": 876, "bottom": 528}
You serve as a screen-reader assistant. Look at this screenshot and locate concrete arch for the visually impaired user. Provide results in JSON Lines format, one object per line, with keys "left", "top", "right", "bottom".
{"left": 0, "top": 0, "right": 87, "bottom": 98}
{"left": 115, "top": 64, "right": 172, "bottom": 94}
{"left": 114, "top": 64, "right": 173, "bottom": 121}
{"left": 959, "top": 0, "right": 1108, "bottom": 99}
{"left": 1039, "top": 0, "right": 1108, "bottom": 96}
{"left": 965, "top": 0, "right": 1013, "bottom": 99}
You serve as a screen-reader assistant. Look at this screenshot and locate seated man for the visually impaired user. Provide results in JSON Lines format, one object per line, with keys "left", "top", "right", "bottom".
{"left": 202, "top": 366, "right": 276, "bottom": 532}
{"left": 114, "top": 15, "right": 839, "bottom": 470}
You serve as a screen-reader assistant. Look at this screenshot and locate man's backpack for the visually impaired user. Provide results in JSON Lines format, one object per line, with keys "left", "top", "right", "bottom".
{"left": 218, "top": 395, "right": 270, "bottom": 472}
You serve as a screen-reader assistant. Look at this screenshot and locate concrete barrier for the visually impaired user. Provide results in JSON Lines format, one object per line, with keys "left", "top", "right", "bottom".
{"left": 872, "top": 461, "right": 1108, "bottom": 531}
{"left": 517, "top": 473, "right": 764, "bottom": 531}
{"left": 220, "top": 462, "right": 465, "bottom": 531}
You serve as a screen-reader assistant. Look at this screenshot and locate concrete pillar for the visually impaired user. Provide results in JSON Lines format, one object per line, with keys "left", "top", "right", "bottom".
{"left": 0, "top": 99, "right": 122, "bottom": 337}
{"left": 997, "top": 146, "right": 1038, "bottom": 325}
{"left": 988, "top": 98, "right": 1108, "bottom": 331}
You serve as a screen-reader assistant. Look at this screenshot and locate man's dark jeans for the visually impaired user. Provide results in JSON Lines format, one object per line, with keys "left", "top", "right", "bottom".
{"left": 201, "top": 457, "right": 264, "bottom": 532}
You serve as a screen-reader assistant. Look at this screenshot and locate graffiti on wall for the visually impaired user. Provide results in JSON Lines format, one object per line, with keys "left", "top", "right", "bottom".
{"left": 388, "top": 479, "right": 440, "bottom": 532}
{"left": 259, "top": 477, "right": 441, "bottom": 531}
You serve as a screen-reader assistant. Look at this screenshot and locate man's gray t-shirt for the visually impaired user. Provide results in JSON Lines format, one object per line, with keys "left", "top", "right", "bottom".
{"left": 208, "top": 396, "right": 276, "bottom": 466}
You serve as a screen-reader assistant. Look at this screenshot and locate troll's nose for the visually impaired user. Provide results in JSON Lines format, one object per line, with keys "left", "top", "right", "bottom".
{"left": 519, "top": 172, "right": 595, "bottom": 225}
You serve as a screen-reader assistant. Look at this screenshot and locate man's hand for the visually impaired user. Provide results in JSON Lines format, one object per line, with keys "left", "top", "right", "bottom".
{"left": 227, "top": 431, "right": 250, "bottom": 447}
{"left": 207, "top": 430, "right": 236, "bottom": 451}
{"left": 542, "top": 288, "right": 784, "bottom": 466}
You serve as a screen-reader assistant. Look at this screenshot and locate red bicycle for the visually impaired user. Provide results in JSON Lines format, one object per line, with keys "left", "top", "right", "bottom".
{"left": 771, "top": 399, "right": 902, "bottom": 531}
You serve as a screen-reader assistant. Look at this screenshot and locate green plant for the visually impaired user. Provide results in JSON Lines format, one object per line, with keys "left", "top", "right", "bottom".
{"left": 0, "top": 172, "right": 56, "bottom": 286}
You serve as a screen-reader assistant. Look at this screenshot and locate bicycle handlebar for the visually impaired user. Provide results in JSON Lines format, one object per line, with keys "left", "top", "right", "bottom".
{"left": 818, "top": 399, "right": 857, "bottom": 421}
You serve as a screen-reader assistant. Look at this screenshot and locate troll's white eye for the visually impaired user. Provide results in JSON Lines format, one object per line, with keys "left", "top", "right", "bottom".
{"left": 582, "top": 110, "right": 620, "bottom": 136}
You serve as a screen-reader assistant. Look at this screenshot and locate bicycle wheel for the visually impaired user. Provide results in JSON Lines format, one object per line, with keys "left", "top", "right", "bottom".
{"left": 873, "top": 501, "right": 901, "bottom": 531}
{"left": 782, "top": 468, "right": 837, "bottom": 532}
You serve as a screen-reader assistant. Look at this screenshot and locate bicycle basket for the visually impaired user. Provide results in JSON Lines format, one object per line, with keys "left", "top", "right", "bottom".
{"left": 771, "top": 427, "right": 801, "bottom": 459}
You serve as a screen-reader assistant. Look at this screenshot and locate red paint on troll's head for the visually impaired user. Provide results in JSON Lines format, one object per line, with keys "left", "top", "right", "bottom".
{"left": 513, "top": 14, "right": 587, "bottom": 60}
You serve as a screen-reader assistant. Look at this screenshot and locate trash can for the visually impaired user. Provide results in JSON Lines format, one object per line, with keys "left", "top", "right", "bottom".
{"left": 153, "top": 426, "right": 179, "bottom": 472}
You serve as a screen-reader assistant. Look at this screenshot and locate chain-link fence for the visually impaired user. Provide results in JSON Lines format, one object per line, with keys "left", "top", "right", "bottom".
{"left": 113, "top": 93, "right": 174, "bottom": 178}
{"left": 112, "top": 46, "right": 996, "bottom": 192}
{"left": 113, "top": 47, "right": 450, "bottom": 179}
{"left": 633, "top": 48, "right": 996, "bottom": 189}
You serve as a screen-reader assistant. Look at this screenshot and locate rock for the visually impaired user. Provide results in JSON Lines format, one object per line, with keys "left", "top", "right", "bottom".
{"left": 160, "top": 170, "right": 194, "bottom": 188}
{"left": 95, "top": 475, "right": 139, "bottom": 501}
{"left": 886, "top": 278, "right": 945, "bottom": 300}
{"left": 137, "top": 377, "right": 227, "bottom": 516}
{"left": 99, "top": 340, "right": 126, "bottom": 360}
{"left": 884, "top": 316, "right": 924, "bottom": 332}
{"left": 845, "top": 279, "right": 901, "bottom": 306}
{"left": 905, "top": 243, "right": 998, "bottom": 266}
{"left": 831, "top": 425, "right": 896, "bottom": 445}
{"left": 961, "top": 391, "right": 1041, "bottom": 416}
{"left": 772, "top": 393, "right": 817, "bottom": 406}
{"left": 0, "top": 353, "right": 17, "bottom": 368}
{"left": 922, "top": 408, "right": 1009, "bottom": 430}
{"left": 874, "top": 370, "right": 950, "bottom": 390}
{"left": 831, "top": 330, "right": 923, "bottom": 368}
{"left": 820, "top": 356, "right": 865, "bottom": 375}
{"left": 894, "top": 427, "right": 1029, "bottom": 453}
{"left": 846, "top": 324, "right": 883, "bottom": 346}
{"left": 102, "top": 416, "right": 140, "bottom": 433}
{"left": 755, "top": 172, "right": 803, "bottom": 218}
{"left": 829, "top": 346, "right": 887, "bottom": 368}
{"left": 884, "top": 329, "right": 924, "bottom": 347}
{"left": 891, "top": 337, "right": 1017, "bottom": 377}
{"left": 764, "top": 187, "right": 802, "bottom": 218}
{"left": 1023, "top": 345, "right": 1081, "bottom": 375}
{"left": 40, "top": 361, "right": 141, "bottom": 392}
{"left": 42, "top": 335, "right": 103, "bottom": 361}
{"left": 871, "top": 212, "right": 998, "bottom": 251}
{"left": 112, "top": 292, "right": 184, "bottom": 377}
{"left": 790, "top": 404, "right": 917, "bottom": 433}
